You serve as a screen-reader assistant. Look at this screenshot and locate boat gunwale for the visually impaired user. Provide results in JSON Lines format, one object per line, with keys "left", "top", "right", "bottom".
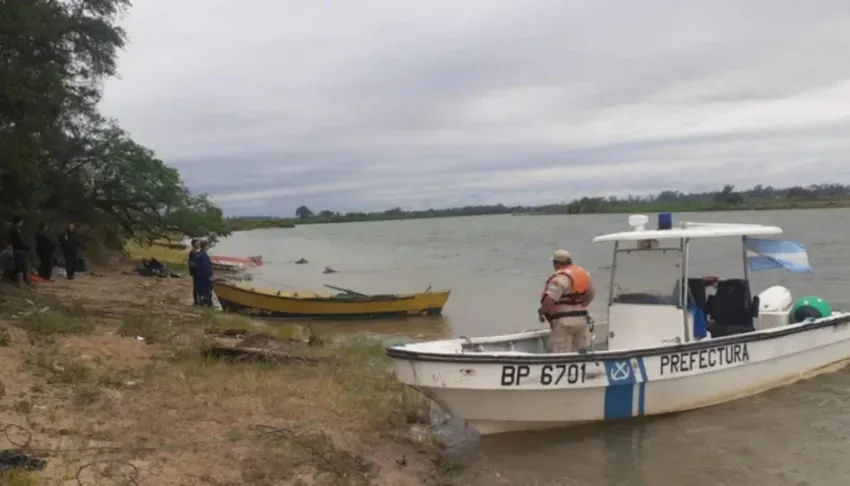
{"left": 212, "top": 280, "right": 451, "bottom": 304}
{"left": 385, "top": 312, "right": 850, "bottom": 364}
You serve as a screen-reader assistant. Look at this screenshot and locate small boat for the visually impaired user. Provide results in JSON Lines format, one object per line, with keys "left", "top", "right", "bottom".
{"left": 385, "top": 213, "right": 850, "bottom": 436}
{"left": 212, "top": 281, "right": 451, "bottom": 319}
{"left": 210, "top": 255, "right": 263, "bottom": 272}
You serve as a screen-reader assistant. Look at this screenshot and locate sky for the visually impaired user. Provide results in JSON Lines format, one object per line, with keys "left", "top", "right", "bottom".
{"left": 99, "top": 0, "right": 850, "bottom": 217}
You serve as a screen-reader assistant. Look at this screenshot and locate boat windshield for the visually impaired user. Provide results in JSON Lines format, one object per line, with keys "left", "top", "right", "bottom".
{"left": 611, "top": 247, "right": 682, "bottom": 306}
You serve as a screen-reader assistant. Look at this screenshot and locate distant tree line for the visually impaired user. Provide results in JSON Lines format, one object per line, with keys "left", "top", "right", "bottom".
{"left": 224, "top": 183, "right": 850, "bottom": 231}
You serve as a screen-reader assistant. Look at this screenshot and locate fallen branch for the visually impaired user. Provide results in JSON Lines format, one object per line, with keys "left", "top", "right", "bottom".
{"left": 203, "top": 344, "right": 321, "bottom": 364}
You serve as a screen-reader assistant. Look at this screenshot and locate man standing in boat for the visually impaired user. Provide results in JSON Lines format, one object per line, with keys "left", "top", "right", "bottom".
{"left": 538, "top": 249, "right": 596, "bottom": 353}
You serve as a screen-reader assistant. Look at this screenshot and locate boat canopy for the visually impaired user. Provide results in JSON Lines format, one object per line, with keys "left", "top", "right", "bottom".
{"left": 592, "top": 221, "right": 783, "bottom": 243}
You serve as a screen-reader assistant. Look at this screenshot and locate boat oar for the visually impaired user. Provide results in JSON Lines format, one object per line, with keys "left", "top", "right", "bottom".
{"left": 323, "top": 284, "right": 369, "bottom": 298}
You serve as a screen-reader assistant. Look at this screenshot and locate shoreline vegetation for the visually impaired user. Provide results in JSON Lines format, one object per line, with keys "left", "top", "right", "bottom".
{"left": 226, "top": 184, "right": 850, "bottom": 232}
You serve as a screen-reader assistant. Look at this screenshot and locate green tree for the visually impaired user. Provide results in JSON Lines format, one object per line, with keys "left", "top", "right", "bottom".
{"left": 0, "top": 0, "right": 229, "bottom": 253}
{"left": 295, "top": 205, "right": 314, "bottom": 220}
{"left": 714, "top": 184, "right": 742, "bottom": 205}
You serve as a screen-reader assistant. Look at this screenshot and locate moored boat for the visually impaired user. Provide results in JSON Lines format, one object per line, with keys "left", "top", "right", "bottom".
{"left": 385, "top": 213, "right": 850, "bottom": 436}
{"left": 210, "top": 255, "right": 263, "bottom": 272}
{"left": 212, "top": 280, "right": 451, "bottom": 319}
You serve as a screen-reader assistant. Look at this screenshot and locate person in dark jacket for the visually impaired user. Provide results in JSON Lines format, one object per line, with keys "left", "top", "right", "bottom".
{"left": 187, "top": 239, "right": 201, "bottom": 305}
{"left": 59, "top": 222, "right": 81, "bottom": 280}
{"left": 35, "top": 223, "right": 56, "bottom": 280}
{"left": 194, "top": 241, "right": 214, "bottom": 307}
{"left": 9, "top": 216, "right": 30, "bottom": 285}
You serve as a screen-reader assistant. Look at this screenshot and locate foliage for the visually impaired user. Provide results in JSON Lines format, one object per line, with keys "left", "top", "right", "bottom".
{"left": 294, "top": 205, "right": 314, "bottom": 220}
{"left": 0, "top": 0, "right": 229, "bottom": 253}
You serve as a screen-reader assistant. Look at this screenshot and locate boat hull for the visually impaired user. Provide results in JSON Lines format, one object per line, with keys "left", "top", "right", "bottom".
{"left": 210, "top": 255, "right": 262, "bottom": 272}
{"left": 388, "top": 313, "right": 850, "bottom": 435}
{"left": 212, "top": 280, "right": 451, "bottom": 320}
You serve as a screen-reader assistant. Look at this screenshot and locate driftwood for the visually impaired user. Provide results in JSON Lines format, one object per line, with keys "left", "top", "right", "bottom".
{"left": 203, "top": 329, "right": 324, "bottom": 364}
{"left": 204, "top": 345, "right": 320, "bottom": 364}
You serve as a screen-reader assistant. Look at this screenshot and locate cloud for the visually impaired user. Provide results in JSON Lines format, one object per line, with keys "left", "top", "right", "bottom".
{"left": 99, "top": 0, "right": 850, "bottom": 216}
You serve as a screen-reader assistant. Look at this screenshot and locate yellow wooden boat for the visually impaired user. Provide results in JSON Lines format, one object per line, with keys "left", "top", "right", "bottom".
{"left": 211, "top": 280, "right": 451, "bottom": 319}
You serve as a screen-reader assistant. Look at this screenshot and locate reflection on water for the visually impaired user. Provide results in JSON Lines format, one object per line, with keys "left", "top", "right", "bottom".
{"left": 212, "top": 209, "right": 850, "bottom": 486}
{"left": 460, "top": 419, "right": 660, "bottom": 485}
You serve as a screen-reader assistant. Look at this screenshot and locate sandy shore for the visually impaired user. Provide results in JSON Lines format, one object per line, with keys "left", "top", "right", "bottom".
{"left": 0, "top": 263, "right": 448, "bottom": 485}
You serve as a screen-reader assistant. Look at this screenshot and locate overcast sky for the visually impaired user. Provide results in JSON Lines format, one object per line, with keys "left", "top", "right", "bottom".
{"left": 99, "top": 0, "right": 850, "bottom": 216}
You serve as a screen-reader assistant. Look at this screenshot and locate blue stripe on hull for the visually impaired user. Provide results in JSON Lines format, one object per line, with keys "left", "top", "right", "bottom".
{"left": 603, "top": 359, "right": 636, "bottom": 419}
{"left": 637, "top": 357, "right": 648, "bottom": 416}
{"left": 603, "top": 358, "right": 649, "bottom": 420}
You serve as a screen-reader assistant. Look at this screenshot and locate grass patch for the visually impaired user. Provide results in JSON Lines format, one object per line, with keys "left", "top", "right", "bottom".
{"left": 0, "top": 325, "right": 11, "bottom": 346}
{"left": 117, "top": 314, "right": 175, "bottom": 343}
{"left": 123, "top": 341, "right": 423, "bottom": 480}
{"left": 125, "top": 240, "right": 187, "bottom": 266}
{"left": 0, "top": 471, "right": 43, "bottom": 486}
{"left": 198, "top": 310, "right": 326, "bottom": 343}
{"left": 25, "top": 347, "right": 97, "bottom": 385}
{"left": 241, "top": 429, "right": 375, "bottom": 485}
{"left": 71, "top": 383, "right": 103, "bottom": 408}
{"left": 18, "top": 309, "right": 95, "bottom": 339}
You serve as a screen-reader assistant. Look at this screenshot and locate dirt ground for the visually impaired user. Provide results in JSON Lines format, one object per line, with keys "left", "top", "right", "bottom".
{"left": 0, "top": 265, "right": 448, "bottom": 485}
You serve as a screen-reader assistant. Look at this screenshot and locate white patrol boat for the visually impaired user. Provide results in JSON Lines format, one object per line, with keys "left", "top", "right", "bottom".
{"left": 384, "top": 213, "right": 850, "bottom": 436}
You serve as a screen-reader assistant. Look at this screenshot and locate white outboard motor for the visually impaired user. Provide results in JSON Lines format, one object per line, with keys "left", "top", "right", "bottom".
{"left": 755, "top": 285, "right": 793, "bottom": 330}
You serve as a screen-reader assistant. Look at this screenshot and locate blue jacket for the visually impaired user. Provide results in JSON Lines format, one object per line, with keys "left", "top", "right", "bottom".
{"left": 194, "top": 250, "right": 213, "bottom": 279}
{"left": 187, "top": 249, "right": 199, "bottom": 276}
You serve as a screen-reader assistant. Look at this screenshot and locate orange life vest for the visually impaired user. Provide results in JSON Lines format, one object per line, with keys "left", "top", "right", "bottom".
{"left": 541, "top": 264, "right": 592, "bottom": 310}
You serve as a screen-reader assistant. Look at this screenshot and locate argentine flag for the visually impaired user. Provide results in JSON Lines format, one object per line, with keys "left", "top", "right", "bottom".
{"left": 743, "top": 237, "right": 813, "bottom": 273}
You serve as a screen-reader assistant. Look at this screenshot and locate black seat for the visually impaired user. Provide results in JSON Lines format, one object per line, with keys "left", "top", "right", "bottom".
{"left": 707, "top": 279, "right": 756, "bottom": 336}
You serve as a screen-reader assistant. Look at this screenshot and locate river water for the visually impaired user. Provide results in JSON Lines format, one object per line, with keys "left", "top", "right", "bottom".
{"left": 214, "top": 209, "right": 850, "bottom": 486}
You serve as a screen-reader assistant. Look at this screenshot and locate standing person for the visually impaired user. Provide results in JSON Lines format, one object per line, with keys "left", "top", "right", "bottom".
{"left": 194, "top": 241, "right": 214, "bottom": 307}
{"left": 8, "top": 216, "right": 30, "bottom": 286}
{"left": 537, "top": 249, "right": 596, "bottom": 353}
{"left": 59, "top": 223, "right": 81, "bottom": 280}
{"left": 35, "top": 223, "right": 56, "bottom": 280}
{"left": 187, "top": 239, "right": 201, "bottom": 305}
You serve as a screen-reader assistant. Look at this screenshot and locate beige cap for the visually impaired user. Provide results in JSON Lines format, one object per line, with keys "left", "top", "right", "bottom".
{"left": 553, "top": 249, "right": 572, "bottom": 263}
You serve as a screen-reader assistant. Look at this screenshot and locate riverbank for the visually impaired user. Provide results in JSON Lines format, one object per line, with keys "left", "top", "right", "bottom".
{"left": 227, "top": 198, "right": 850, "bottom": 230}
{"left": 0, "top": 265, "right": 452, "bottom": 485}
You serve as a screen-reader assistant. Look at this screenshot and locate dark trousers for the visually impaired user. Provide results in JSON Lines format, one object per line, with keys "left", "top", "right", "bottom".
{"left": 63, "top": 252, "right": 76, "bottom": 279}
{"left": 194, "top": 276, "right": 212, "bottom": 307}
{"left": 189, "top": 269, "right": 200, "bottom": 305}
{"left": 192, "top": 279, "right": 200, "bottom": 305}
{"left": 37, "top": 255, "right": 53, "bottom": 280}
{"left": 13, "top": 251, "right": 29, "bottom": 284}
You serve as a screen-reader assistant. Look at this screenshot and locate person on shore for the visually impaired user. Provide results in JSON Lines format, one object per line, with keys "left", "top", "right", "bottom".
{"left": 538, "top": 249, "right": 596, "bottom": 353}
{"left": 35, "top": 223, "right": 56, "bottom": 280}
{"left": 59, "top": 222, "right": 81, "bottom": 280}
{"left": 187, "top": 239, "right": 201, "bottom": 305}
{"left": 8, "top": 217, "right": 31, "bottom": 286}
{"left": 194, "top": 240, "right": 214, "bottom": 307}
